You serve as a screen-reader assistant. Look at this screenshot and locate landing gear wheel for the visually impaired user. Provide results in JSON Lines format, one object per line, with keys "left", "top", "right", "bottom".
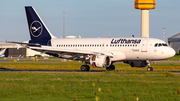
{"left": 147, "top": 67, "right": 153, "bottom": 71}
{"left": 106, "top": 65, "right": 115, "bottom": 71}
{"left": 81, "top": 65, "right": 90, "bottom": 71}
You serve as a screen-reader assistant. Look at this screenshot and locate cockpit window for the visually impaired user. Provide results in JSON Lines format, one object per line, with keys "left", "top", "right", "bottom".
{"left": 154, "top": 43, "right": 168, "bottom": 47}
{"left": 162, "top": 43, "right": 168, "bottom": 46}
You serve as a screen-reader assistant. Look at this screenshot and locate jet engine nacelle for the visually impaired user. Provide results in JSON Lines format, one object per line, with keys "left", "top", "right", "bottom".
{"left": 90, "top": 55, "right": 111, "bottom": 68}
{"left": 124, "top": 60, "right": 148, "bottom": 67}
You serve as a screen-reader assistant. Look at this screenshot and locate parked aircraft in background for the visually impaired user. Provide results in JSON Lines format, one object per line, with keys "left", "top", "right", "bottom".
{"left": 8, "top": 6, "right": 175, "bottom": 71}
{"left": 0, "top": 48, "right": 7, "bottom": 58}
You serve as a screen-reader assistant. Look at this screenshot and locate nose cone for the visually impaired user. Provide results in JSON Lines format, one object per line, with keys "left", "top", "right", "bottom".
{"left": 168, "top": 47, "right": 176, "bottom": 58}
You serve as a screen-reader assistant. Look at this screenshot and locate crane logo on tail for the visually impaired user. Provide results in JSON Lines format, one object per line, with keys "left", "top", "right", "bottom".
{"left": 30, "top": 21, "right": 43, "bottom": 37}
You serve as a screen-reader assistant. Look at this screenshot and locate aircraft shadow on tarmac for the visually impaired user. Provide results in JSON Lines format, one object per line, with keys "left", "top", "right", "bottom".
{"left": 0, "top": 68, "right": 105, "bottom": 73}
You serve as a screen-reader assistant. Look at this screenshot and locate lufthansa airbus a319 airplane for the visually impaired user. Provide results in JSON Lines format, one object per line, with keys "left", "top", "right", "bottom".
{"left": 9, "top": 6, "right": 175, "bottom": 71}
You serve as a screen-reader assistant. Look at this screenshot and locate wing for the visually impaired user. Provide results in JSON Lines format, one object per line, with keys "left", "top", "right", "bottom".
{"left": 7, "top": 41, "right": 41, "bottom": 47}
{"left": 29, "top": 46, "right": 113, "bottom": 60}
{"left": 7, "top": 41, "right": 113, "bottom": 60}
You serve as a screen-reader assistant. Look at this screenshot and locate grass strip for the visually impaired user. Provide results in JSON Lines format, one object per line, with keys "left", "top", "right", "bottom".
{"left": 0, "top": 71, "right": 179, "bottom": 101}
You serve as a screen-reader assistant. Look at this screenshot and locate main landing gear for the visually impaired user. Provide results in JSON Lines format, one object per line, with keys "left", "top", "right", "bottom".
{"left": 147, "top": 60, "right": 153, "bottom": 71}
{"left": 106, "top": 65, "right": 115, "bottom": 71}
{"left": 81, "top": 65, "right": 90, "bottom": 71}
{"left": 80, "top": 64, "right": 116, "bottom": 71}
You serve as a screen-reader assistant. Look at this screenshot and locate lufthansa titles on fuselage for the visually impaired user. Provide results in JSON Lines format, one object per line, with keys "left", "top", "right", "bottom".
{"left": 111, "top": 38, "right": 141, "bottom": 44}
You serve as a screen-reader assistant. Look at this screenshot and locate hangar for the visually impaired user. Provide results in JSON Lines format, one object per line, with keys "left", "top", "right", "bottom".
{"left": 168, "top": 32, "right": 180, "bottom": 53}
{"left": 0, "top": 42, "right": 49, "bottom": 57}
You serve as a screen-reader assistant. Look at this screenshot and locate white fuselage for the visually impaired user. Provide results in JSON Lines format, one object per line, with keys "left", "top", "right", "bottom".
{"left": 50, "top": 37, "right": 175, "bottom": 62}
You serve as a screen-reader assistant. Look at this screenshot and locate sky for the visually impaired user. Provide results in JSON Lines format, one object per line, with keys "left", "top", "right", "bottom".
{"left": 0, "top": 0, "right": 180, "bottom": 42}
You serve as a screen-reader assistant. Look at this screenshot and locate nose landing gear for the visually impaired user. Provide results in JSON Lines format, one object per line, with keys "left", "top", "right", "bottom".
{"left": 147, "top": 60, "right": 153, "bottom": 71}
{"left": 147, "top": 67, "right": 153, "bottom": 71}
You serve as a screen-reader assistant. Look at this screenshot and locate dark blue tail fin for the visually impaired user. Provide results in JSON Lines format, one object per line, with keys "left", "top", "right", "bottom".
{"left": 25, "top": 6, "right": 56, "bottom": 45}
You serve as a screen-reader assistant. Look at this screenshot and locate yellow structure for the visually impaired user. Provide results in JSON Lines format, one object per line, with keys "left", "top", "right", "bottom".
{"left": 134, "top": 0, "right": 156, "bottom": 37}
{"left": 135, "top": 0, "right": 156, "bottom": 9}
{"left": 68, "top": 60, "right": 73, "bottom": 62}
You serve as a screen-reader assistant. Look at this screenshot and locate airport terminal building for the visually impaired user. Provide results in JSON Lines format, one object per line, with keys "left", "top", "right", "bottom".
{"left": 0, "top": 42, "right": 48, "bottom": 57}
{"left": 168, "top": 32, "right": 180, "bottom": 53}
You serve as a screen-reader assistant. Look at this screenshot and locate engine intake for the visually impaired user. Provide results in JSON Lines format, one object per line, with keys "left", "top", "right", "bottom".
{"left": 90, "top": 55, "right": 111, "bottom": 68}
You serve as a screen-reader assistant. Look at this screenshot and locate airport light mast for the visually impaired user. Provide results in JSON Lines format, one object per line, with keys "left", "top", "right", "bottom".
{"left": 135, "top": 0, "right": 156, "bottom": 37}
{"left": 63, "top": 12, "right": 66, "bottom": 38}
